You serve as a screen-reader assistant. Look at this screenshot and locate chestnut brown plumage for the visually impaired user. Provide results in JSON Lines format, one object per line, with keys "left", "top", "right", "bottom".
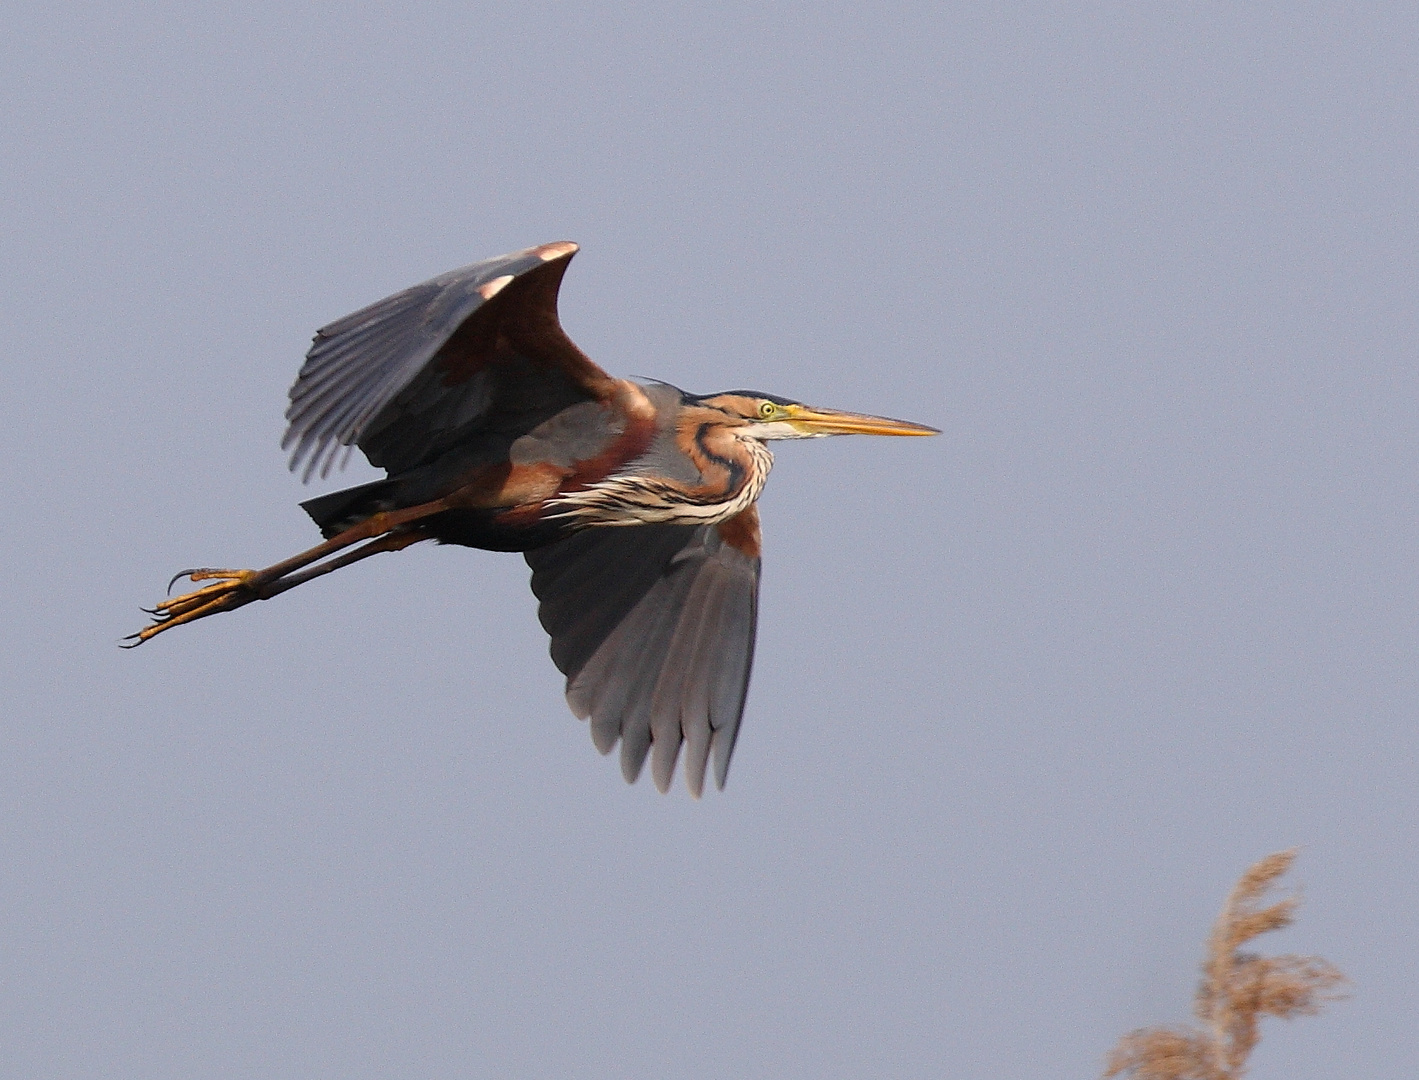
{"left": 128, "top": 242, "right": 938, "bottom": 795}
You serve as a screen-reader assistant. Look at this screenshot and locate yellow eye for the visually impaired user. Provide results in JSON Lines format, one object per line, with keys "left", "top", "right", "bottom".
{"left": 759, "top": 401, "right": 777, "bottom": 418}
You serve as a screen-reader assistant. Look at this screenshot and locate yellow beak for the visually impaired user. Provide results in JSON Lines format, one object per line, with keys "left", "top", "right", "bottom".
{"left": 784, "top": 405, "right": 940, "bottom": 437}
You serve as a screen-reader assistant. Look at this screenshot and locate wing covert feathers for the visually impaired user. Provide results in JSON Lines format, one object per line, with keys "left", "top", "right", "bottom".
{"left": 525, "top": 509, "right": 762, "bottom": 796}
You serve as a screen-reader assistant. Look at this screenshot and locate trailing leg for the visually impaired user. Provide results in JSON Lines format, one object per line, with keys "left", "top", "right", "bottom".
{"left": 124, "top": 499, "right": 446, "bottom": 646}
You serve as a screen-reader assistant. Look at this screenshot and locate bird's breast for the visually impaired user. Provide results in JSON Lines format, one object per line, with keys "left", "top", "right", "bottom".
{"left": 541, "top": 431, "right": 773, "bottom": 527}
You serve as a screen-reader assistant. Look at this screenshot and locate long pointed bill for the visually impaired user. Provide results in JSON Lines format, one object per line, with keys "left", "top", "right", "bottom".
{"left": 784, "top": 405, "right": 940, "bottom": 437}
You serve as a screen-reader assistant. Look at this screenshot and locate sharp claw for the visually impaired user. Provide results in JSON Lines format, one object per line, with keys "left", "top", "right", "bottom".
{"left": 167, "top": 568, "right": 205, "bottom": 593}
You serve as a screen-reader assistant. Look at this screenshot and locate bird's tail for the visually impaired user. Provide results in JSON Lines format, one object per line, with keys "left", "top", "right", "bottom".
{"left": 300, "top": 479, "right": 402, "bottom": 538}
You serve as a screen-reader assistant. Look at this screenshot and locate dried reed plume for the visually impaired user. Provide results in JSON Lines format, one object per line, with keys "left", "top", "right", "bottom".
{"left": 1105, "top": 850, "right": 1347, "bottom": 1080}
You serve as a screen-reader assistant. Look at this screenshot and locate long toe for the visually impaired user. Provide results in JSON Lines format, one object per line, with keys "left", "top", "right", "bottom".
{"left": 152, "top": 579, "right": 251, "bottom": 617}
{"left": 169, "top": 568, "right": 261, "bottom": 590}
{"left": 128, "top": 571, "right": 263, "bottom": 645}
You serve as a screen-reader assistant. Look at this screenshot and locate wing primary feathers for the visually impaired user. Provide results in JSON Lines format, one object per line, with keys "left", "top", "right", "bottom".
{"left": 527, "top": 519, "right": 761, "bottom": 793}
{"left": 664, "top": 566, "right": 732, "bottom": 797}
{"left": 710, "top": 570, "right": 758, "bottom": 790}
{"left": 611, "top": 559, "right": 702, "bottom": 785}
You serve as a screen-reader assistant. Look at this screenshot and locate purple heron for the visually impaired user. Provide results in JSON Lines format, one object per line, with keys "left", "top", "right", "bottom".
{"left": 129, "top": 242, "right": 938, "bottom": 795}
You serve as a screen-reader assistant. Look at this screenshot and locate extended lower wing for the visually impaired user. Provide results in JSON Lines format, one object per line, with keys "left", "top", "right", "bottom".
{"left": 525, "top": 510, "right": 762, "bottom": 796}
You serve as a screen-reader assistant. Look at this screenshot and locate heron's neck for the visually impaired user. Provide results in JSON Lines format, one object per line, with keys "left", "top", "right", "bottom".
{"left": 542, "top": 419, "right": 773, "bottom": 527}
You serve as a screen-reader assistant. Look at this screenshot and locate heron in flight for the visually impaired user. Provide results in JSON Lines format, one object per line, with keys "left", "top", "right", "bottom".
{"left": 129, "top": 242, "right": 937, "bottom": 795}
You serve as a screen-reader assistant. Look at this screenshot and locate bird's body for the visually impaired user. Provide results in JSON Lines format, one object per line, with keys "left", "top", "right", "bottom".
{"left": 296, "top": 380, "right": 775, "bottom": 549}
{"left": 131, "top": 242, "right": 936, "bottom": 795}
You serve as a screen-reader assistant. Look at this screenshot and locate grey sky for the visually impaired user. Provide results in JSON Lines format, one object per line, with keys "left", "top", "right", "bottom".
{"left": 2, "top": 3, "right": 1413, "bottom": 1077}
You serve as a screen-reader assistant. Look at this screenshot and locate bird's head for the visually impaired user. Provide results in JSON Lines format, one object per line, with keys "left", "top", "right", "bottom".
{"left": 695, "top": 391, "right": 940, "bottom": 441}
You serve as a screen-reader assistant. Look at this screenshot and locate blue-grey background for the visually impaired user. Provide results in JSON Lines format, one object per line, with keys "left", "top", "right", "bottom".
{"left": 2, "top": 4, "right": 1411, "bottom": 1077}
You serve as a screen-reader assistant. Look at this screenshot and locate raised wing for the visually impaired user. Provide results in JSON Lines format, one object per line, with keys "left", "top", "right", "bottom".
{"left": 284, "top": 241, "right": 617, "bottom": 480}
{"left": 525, "top": 508, "right": 762, "bottom": 797}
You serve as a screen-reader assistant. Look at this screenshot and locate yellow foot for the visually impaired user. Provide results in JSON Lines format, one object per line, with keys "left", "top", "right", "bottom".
{"left": 122, "top": 568, "right": 262, "bottom": 647}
